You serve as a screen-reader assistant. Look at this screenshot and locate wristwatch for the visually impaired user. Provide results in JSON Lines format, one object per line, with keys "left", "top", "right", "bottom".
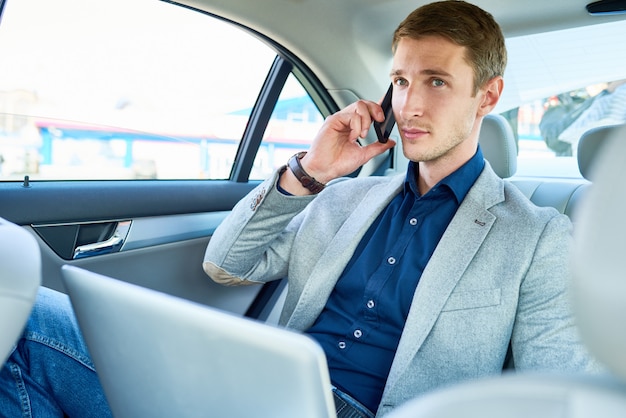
{"left": 287, "top": 152, "right": 325, "bottom": 194}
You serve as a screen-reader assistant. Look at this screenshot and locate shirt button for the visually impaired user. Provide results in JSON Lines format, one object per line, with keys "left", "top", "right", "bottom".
{"left": 338, "top": 341, "right": 346, "bottom": 349}
{"left": 409, "top": 218, "right": 418, "bottom": 226}
{"left": 367, "top": 300, "right": 375, "bottom": 309}
{"left": 387, "top": 256, "right": 396, "bottom": 265}
{"left": 353, "top": 329, "right": 363, "bottom": 339}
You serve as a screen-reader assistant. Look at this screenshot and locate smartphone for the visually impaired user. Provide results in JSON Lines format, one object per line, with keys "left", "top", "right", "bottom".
{"left": 374, "top": 83, "right": 396, "bottom": 143}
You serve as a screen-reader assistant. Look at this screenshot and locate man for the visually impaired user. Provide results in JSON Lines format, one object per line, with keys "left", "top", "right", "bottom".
{"left": 203, "top": 1, "right": 598, "bottom": 417}
{"left": 0, "top": 1, "right": 597, "bottom": 417}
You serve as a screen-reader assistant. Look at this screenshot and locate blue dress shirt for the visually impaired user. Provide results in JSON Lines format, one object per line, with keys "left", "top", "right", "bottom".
{"left": 306, "top": 147, "right": 485, "bottom": 412}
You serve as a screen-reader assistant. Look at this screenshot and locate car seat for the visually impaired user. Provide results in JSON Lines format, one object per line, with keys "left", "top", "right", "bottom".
{"left": 577, "top": 124, "right": 624, "bottom": 181}
{"left": 0, "top": 218, "right": 41, "bottom": 364}
{"left": 478, "top": 113, "right": 517, "bottom": 178}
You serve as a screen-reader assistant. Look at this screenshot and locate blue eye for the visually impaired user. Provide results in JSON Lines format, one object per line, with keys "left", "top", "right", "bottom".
{"left": 432, "top": 79, "right": 445, "bottom": 87}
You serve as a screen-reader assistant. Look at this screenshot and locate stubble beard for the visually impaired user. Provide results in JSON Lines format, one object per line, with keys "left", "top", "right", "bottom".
{"left": 401, "top": 119, "right": 473, "bottom": 163}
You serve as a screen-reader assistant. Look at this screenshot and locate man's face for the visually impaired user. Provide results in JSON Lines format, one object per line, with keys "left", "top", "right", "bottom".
{"left": 391, "top": 36, "right": 486, "bottom": 164}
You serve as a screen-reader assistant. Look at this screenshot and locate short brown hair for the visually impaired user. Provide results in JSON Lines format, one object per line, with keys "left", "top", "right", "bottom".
{"left": 392, "top": 0, "right": 507, "bottom": 94}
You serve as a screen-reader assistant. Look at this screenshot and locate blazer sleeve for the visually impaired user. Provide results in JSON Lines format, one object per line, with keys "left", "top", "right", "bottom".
{"left": 202, "top": 170, "right": 315, "bottom": 286}
{"left": 510, "top": 212, "right": 601, "bottom": 373}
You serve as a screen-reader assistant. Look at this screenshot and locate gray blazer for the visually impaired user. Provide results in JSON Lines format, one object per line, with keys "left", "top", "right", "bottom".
{"left": 204, "top": 162, "right": 598, "bottom": 416}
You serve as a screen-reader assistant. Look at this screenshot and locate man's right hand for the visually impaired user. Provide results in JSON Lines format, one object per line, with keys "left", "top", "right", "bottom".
{"left": 279, "top": 100, "right": 396, "bottom": 196}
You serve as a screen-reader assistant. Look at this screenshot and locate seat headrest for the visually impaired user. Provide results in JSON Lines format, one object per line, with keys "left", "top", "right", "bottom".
{"left": 479, "top": 114, "right": 517, "bottom": 178}
{"left": 571, "top": 124, "right": 626, "bottom": 380}
{"left": 577, "top": 124, "right": 624, "bottom": 180}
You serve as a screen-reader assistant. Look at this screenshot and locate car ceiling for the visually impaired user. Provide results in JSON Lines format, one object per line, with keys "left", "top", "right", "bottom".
{"left": 177, "top": 0, "right": 626, "bottom": 110}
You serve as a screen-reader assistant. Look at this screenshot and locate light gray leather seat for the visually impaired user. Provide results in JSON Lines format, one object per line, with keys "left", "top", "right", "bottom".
{"left": 571, "top": 124, "right": 626, "bottom": 383}
{"left": 510, "top": 123, "right": 625, "bottom": 220}
{"left": 577, "top": 124, "right": 624, "bottom": 181}
{"left": 0, "top": 218, "right": 41, "bottom": 364}
{"left": 385, "top": 125, "right": 626, "bottom": 418}
{"left": 479, "top": 113, "right": 517, "bottom": 178}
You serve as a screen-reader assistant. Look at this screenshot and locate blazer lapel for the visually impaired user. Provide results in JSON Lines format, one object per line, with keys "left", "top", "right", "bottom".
{"left": 285, "top": 175, "right": 406, "bottom": 330}
{"left": 385, "top": 165, "right": 505, "bottom": 390}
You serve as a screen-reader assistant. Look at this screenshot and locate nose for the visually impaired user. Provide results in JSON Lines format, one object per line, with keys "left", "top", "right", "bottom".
{"left": 396, "top": 86, "right": 424, "bottom": 119}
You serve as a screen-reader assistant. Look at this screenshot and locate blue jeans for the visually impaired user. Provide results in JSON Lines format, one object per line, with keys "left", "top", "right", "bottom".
{"left": 333, "top": 386, "right": 375, "bottom": 418}
{"left": 0, "top": 287, "right": 112, "bottom": 418}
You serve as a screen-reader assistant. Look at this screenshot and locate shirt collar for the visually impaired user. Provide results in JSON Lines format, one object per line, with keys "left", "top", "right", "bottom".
{"left": 404, "top": 145, "right": 485, "bottom": 203}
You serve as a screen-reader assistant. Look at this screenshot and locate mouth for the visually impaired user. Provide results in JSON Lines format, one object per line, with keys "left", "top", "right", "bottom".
{"left": 401, "top": 127, "right": 430, "bottom": 141}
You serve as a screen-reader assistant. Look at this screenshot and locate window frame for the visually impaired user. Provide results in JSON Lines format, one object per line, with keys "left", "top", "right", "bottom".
{"left": 164, "top": 1, "right": 339, "bottom": 184}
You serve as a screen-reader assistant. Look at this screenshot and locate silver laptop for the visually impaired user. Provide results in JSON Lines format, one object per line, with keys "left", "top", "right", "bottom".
{"left": 61, "top": 265, "right": 336, "bottom": 418}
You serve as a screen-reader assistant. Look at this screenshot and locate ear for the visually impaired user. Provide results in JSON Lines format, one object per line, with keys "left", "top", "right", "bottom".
{"left": 477, "top": 76, "right": 503, "bottom": 116}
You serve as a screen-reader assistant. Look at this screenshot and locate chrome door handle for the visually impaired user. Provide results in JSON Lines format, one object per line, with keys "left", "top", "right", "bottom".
{"left": 73, "top": 221, "right": 131, "bottom": 259}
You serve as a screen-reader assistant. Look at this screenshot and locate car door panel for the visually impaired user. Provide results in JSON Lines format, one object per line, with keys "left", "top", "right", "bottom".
{"left": 0, "top": 180, "right": 264, "bottom": 315}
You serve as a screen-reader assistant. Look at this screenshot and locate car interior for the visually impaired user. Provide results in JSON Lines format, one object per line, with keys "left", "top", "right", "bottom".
{"left": 1, "top": 0, "right": 625, "bottom": 415}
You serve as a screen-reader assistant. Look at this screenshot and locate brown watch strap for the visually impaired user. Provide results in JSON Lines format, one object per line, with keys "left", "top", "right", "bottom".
{"left": 287, "top": 152, "right": 325, "bottom": 194}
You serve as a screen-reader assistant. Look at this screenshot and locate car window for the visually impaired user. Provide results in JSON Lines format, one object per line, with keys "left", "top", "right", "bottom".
{"left": 504, "top": 80, "right": 626, "bottom": 178}
{"left": 251, "top": 74, "right": 325, "bottom": 180}
{"left": 501, "top": 80, "right": 626, "bottom": 179}
{"left": 499, "top": 19, "right": 626, "bottom": 179}
{"left": 0, "top": 0, "right": 323, "bottom": 181}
